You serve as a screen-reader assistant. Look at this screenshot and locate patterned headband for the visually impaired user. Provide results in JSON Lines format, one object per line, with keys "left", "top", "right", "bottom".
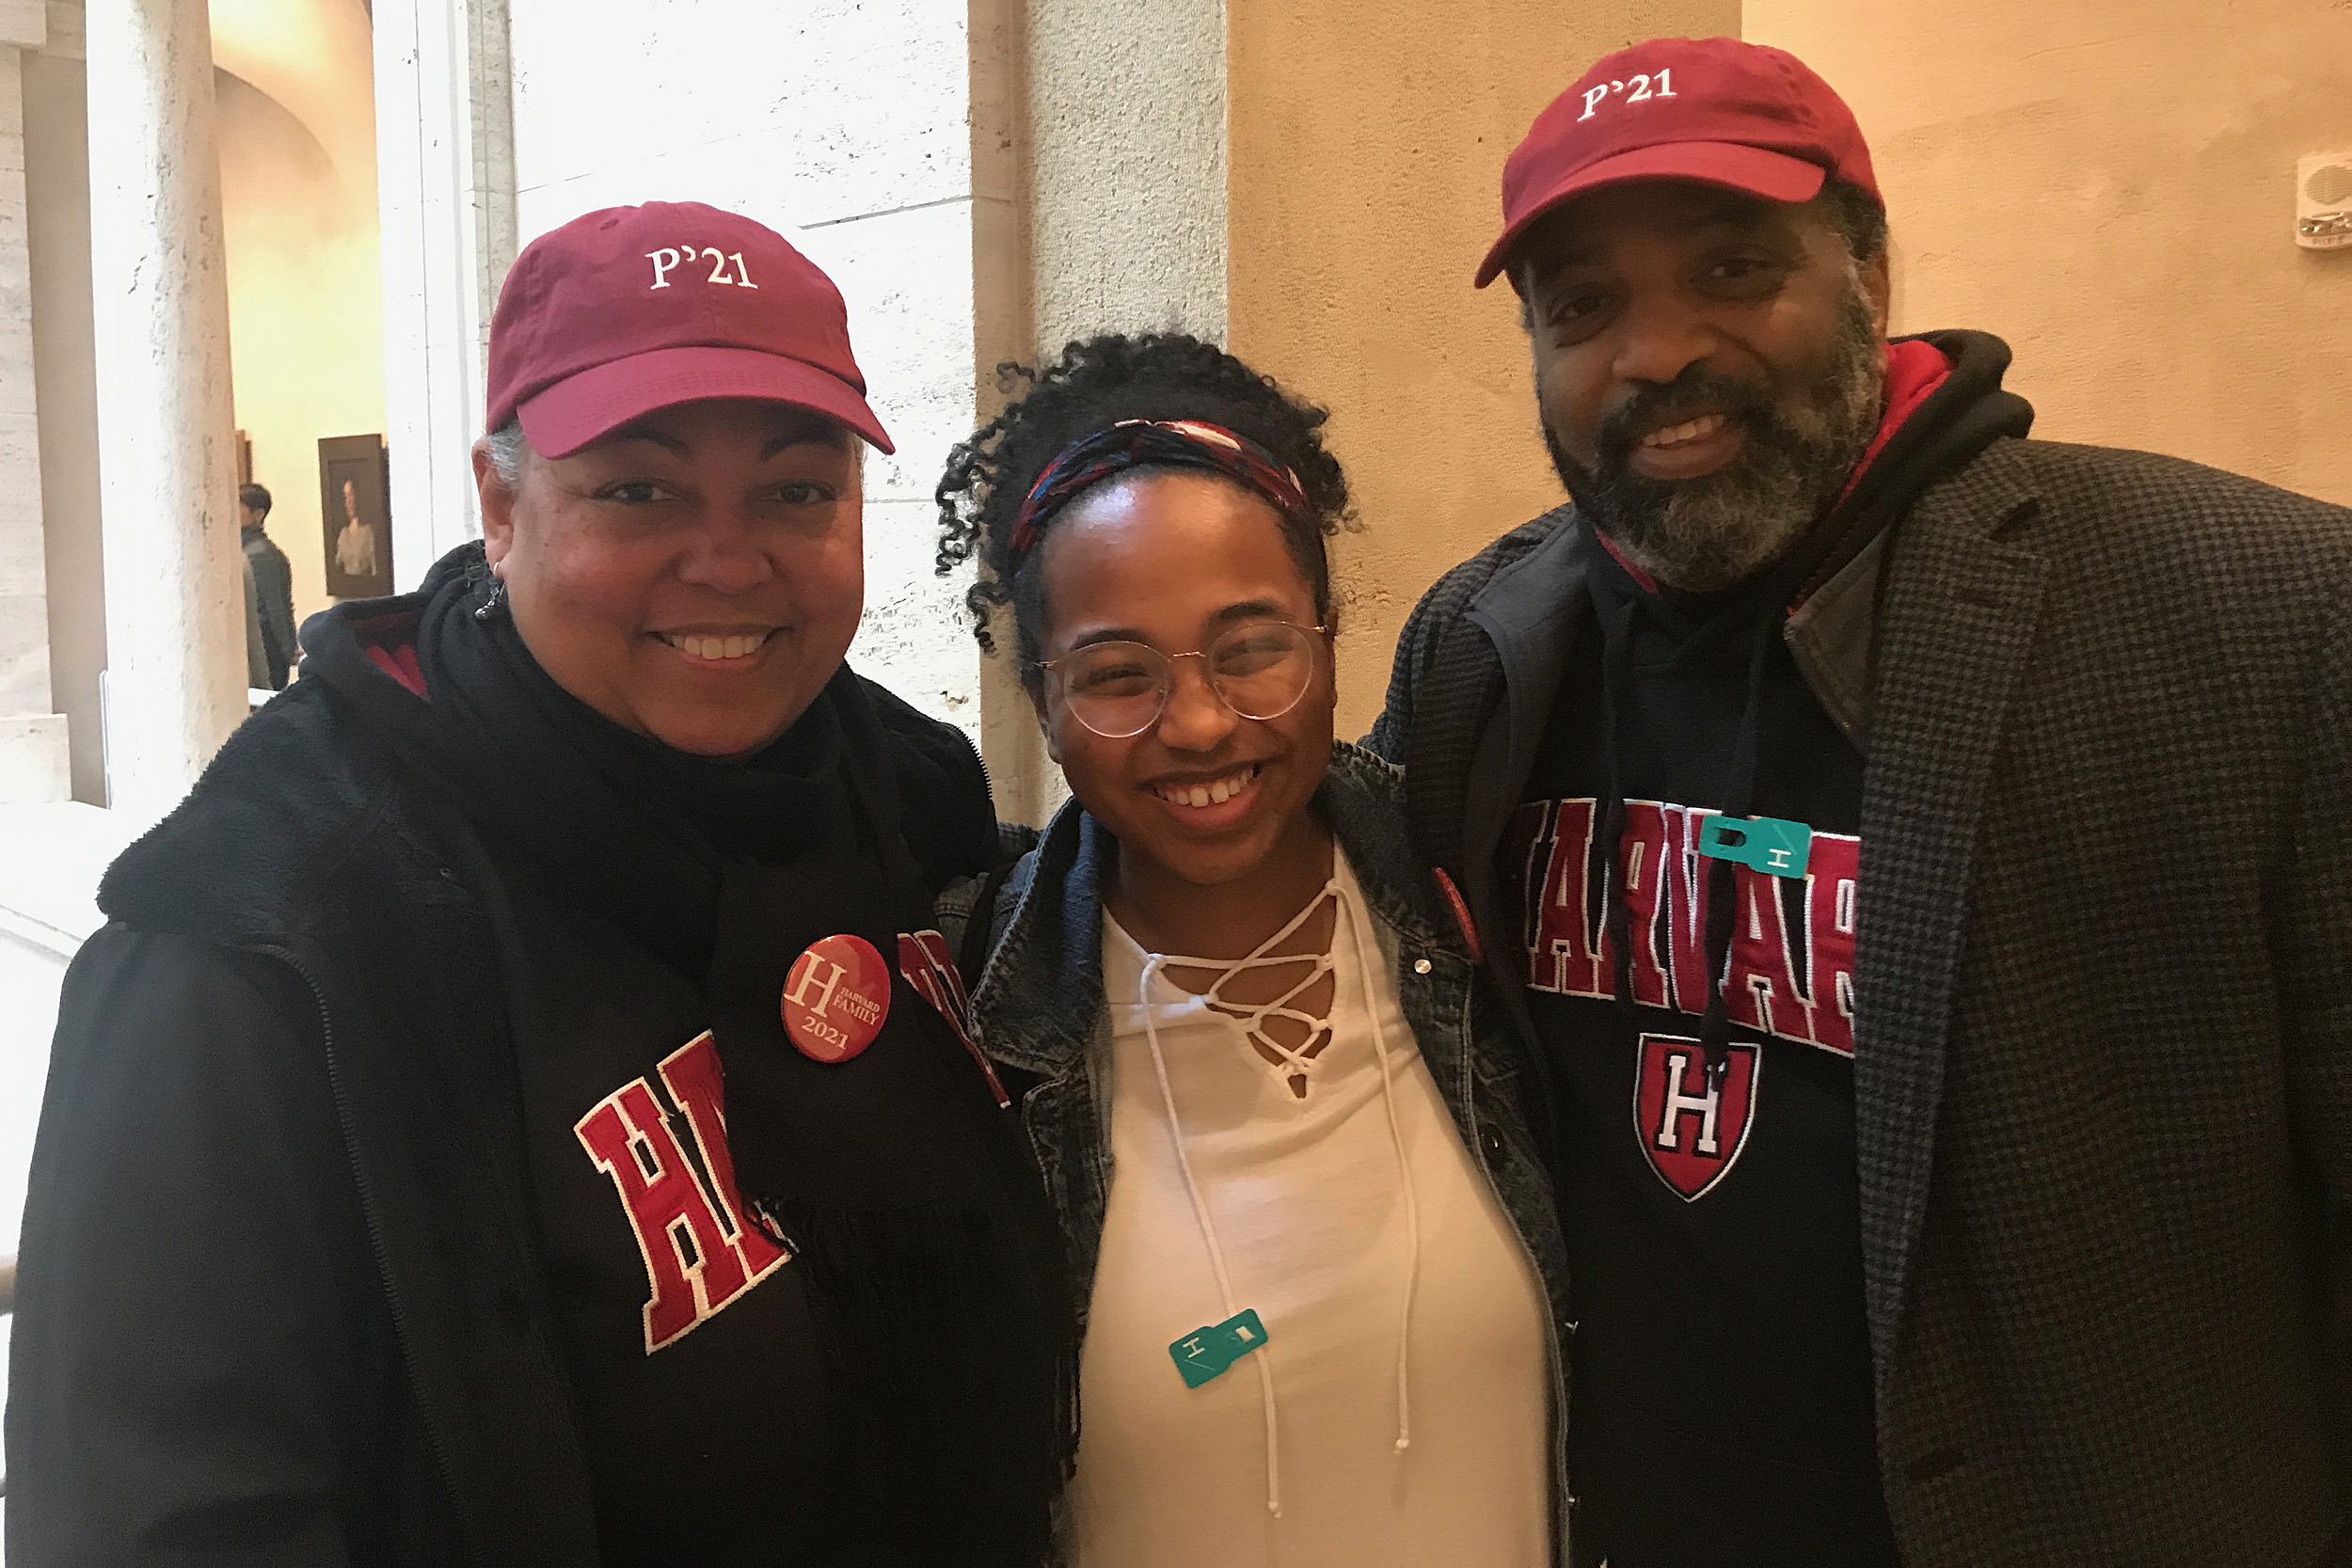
{"left": 1007, "top": 420, "right": 1312, "bottom": 558}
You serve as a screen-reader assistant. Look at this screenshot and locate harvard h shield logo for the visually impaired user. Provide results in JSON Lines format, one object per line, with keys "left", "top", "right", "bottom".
{"left": 1633, "top": 1033, "right": 1759, "bottom": 1202}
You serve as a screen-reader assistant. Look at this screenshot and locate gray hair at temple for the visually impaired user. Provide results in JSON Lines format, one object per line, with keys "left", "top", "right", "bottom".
{"left": 484, "top": 417, "right": 530, "bottom": 490}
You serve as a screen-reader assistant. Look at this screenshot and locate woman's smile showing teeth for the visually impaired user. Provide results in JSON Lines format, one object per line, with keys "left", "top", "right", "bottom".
{"left": 1149, "top": 763, "right": 1262, "bottom": 810}
{"left": 658, "top": 629, "right": 776, "bottom": 662}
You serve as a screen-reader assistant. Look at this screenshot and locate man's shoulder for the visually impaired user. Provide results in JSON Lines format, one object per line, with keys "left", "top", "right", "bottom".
{"left": 1936, "top": 438, "right": 2352, "bottom": 613}
{"left": 1412, "top": 503, "right": 1579, "bottom": 625}
{"left": 1366, "top": 502, "right": 1575, "bottom": 763}
{"left": 1977, "top": 438, "right": 2351, "bottom": 544}
{"left": 1910, "top": 438, "right": 2352, "bottom": 715}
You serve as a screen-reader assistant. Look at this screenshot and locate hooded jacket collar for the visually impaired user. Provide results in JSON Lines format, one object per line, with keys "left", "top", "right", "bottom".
{"left": 1468, "top": 329, "right": 2036, "bottom": 760}
{"left": 106, "top": 545, "right": 1003, "bottom": 953}
{"left": 97, "top": 577, "right": 445, "bottom": 943}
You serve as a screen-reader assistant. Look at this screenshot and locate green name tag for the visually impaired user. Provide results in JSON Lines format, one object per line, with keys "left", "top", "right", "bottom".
{"left": 1696, "top": 814, "right": 1814, "bottom": 879}
{"left": 1169, "top": 1308, "right": 1270, "bottom": 1388}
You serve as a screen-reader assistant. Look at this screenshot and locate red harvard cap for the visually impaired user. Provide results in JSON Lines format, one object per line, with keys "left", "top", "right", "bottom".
{"left": 485, "top": 200, "right": 894, "bottom": 456}
{"left": 1476, "top": 37, "right": 1879, "bottom": 288}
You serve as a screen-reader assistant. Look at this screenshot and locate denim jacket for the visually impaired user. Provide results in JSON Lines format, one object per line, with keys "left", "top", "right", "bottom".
{"left": 936, "top": 741, "right": 1577, "bottom": 1556}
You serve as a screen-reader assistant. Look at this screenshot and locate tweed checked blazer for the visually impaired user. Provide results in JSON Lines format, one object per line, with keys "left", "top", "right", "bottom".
{"left": 1368, "top": 435, "right": 2352, "bottom": 1567}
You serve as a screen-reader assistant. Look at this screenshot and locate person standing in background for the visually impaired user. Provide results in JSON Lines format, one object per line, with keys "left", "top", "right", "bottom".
{"left": 242, "top": 482, "right": 297, "bottom": 687}
{"left": 240, "top": 549, "right": 271, "bottom": 692}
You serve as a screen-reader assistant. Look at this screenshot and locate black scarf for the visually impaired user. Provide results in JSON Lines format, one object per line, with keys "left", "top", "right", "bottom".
{"left": 389, "top": 550, "right": 1073, "bottom": 1564}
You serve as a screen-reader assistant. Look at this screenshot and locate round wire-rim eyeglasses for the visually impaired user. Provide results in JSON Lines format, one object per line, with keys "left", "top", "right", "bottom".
{"left": 1033, "top": 620, "right": 1328, "bottom": 739}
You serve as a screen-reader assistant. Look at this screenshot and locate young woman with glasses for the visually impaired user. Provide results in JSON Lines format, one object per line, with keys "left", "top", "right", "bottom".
{"left": 934, "top": 334, "right": 1572, "bottom": 1567}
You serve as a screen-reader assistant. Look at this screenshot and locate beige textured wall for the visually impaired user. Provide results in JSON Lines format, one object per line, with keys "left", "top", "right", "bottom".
{"left": 1226, "top": 0, "right": 1742, "bottom": 740}
{"left": 24, "top": 53, "right": 105, "bottom": 802}
{"left": 1747, "top": 0, "right": 2352, "bottom": 508}
{"left": 1023, "top": 0, "right": 1228, "bottom": 349}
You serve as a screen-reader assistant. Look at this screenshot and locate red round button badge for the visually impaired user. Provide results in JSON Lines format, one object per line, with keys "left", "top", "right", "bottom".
{"left": 781, "top": 934, "right": 892, "bottom": 1064}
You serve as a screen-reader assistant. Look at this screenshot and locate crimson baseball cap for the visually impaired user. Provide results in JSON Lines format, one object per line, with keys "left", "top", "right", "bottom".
{"left": 485, "top": 200, "right": 894, "bottom": 456}
{"left": 1475, "top": 37, "right": 1880, "bottom": 288}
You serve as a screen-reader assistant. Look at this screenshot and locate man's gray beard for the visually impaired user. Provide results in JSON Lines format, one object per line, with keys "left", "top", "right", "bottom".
{"left": 1544, "top": 279, "right": 1886, "bottom": 593}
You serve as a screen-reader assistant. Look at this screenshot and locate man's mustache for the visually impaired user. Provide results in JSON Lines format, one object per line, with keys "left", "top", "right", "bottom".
{"left": 1592, "top": 369, "right": 1785, "bottom": 478}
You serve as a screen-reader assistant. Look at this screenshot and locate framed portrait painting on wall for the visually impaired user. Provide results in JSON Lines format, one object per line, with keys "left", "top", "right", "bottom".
{"left": 320, "top": 434, "right": 391, "bottom": 600}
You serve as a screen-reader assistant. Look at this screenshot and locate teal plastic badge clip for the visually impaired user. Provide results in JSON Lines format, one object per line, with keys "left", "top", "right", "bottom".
{"left": 1169, "top": 1308, "right": 1270, "bottom": 1388}
{"left": 1697, "top": 815, "right": 1814, "bottom": 879}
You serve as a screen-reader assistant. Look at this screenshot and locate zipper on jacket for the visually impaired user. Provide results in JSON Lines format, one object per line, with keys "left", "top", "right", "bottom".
{"left": 953, "top": 724, "right": 1011, "bottom": 863}
{"left": 956, "top": 723, "right": 994, "bottom": 798}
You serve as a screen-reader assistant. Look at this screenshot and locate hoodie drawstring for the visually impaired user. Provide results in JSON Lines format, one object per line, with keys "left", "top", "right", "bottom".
{"left": 1595, "top": 594, "right": 1642, "bottom": 1020}
{"left": 1132, "top": 867, "right": 1424, "bottom": 1516}
{"left": 1693, "top": 619, "right": 1778, "bottom": 1078}
{"left": 1589, "top": 579, "right": 1781, "bottom": 1083}
{"left": 1337, "top": 880, "right": 1422, "bottom": 1456}
{"left": 1139, "top": 947, "right": 1288, "bottom": 1516}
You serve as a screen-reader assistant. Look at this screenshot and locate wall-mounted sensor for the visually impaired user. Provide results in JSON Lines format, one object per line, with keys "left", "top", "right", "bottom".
{"left": 2298, "top": 152, "right": 2352, "bottom": 250}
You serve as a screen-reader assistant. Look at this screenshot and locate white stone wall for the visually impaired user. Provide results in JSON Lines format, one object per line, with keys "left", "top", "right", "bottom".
{"left": 0, "top": 22, "right": 69, "bottom": 803}
{"left": 974, "top": 0, "right": 1230, "bottom": 821}
{"left": 373, "top": 0, "right": 516, "bottom": 591}
{"left": 23, "top": 43, "right": 105, "bottom": 806}
{"left": 504, "top": 0, "right": 993, "bottom": 736}
{"left": 84, "top": 0, "right": 249, "bottom": 822}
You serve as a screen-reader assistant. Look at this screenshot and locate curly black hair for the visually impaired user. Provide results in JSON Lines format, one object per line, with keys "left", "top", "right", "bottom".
{"left": 933, "top": 333, "right": 1351, "bottom": 687}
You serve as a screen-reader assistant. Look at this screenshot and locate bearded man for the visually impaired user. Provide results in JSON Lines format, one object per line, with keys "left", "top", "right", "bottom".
{"left": 1370, "top": 36, "right": 2352, "bottom": 1568}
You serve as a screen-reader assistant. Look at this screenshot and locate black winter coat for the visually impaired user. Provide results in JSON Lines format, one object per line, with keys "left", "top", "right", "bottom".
{"left": 6, "top": 635, "right": 998, "bottom": 1566}
{"left": 1370, "top": 423, "right": 2352, "bottom": 1566}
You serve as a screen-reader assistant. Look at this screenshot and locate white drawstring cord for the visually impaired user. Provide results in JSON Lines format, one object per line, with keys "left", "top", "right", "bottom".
{"left": 1128, "top": 866, "right": 1425, "bottom": 1513}
{"left": 1339, "top": 879, "right": 1422, "bottom": 1458}
{"left": 1140, "top": 951, "right": 1286, "bottom": 1517}
{"left": 1188, "top": 893, "right": 1342, "bottom": 1100}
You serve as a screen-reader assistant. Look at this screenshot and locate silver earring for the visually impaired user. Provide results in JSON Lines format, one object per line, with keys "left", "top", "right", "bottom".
{"left": 474, "top": 579, "right": 508, "bottom": 622}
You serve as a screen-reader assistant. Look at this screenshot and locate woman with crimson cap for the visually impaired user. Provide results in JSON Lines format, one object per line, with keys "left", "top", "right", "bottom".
{"left": 10, "top": 201, "right": 1073, "bottom": 1567}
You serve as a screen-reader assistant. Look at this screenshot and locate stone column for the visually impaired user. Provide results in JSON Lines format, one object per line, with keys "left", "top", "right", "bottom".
{"left": 978, "top": 0, "right": 1230, "bottom": 825}
{"left": 84, "top": 0, "right": 245, "bottom": 819}
{"left": 0, "top": 0, "right": 71, "bottom": 802}
{"left": 1024, "top": 0, "right": 1228, "bottom": 349}
{"left": 373, "top": 0, "right": 516, "bottom": 591}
